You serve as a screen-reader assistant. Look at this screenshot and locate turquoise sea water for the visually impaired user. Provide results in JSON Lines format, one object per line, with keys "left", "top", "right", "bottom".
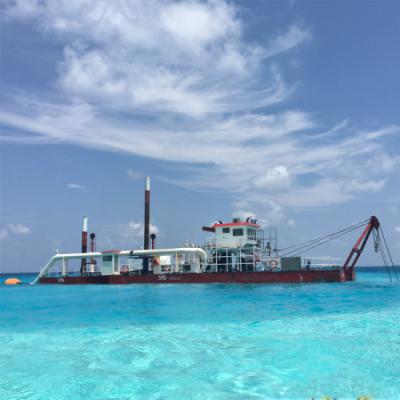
{"left": 1, "top": 270, "right": 399, "bottom": 400}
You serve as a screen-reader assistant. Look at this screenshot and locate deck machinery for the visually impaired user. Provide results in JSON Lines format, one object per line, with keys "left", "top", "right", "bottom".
{"left": 33, "top": 179, "right": 397, "bottom": 285}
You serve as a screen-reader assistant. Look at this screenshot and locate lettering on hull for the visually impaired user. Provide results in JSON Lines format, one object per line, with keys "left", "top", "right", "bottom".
{"left": 157, "top": 275, "right": 182, "bottom": 281}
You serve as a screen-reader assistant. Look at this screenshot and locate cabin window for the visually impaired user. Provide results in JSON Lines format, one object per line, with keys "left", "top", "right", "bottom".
{"left": 232, "top": 228, "right": 244, "bottom": 236}
{"left": 103, "top": 255, "right": 112, "bottom": 262}
{"left": 222, "top": 227, "right": 230, "bottom": 233}
{"left": 247, "top": 229, "right": 256, "bottom": 240}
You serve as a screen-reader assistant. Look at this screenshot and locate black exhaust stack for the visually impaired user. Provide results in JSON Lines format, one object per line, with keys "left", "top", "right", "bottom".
{"left": 143, "top": 176, "right": 150, "bottom": 273}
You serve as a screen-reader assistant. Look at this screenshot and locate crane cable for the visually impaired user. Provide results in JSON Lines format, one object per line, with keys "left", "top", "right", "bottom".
{"left": 378, "top": 227, "right": 399, "bottom": 282}
{"left": 279, "top": 218, "right": 369, "bottom": 254}
{"left": 279, "top": 218, "right": 370, "bottom": 257}
{"left": 373, "top": 229, "right": 393, "bottom": 282}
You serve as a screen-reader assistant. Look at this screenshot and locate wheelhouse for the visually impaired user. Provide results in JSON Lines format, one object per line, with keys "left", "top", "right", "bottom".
{"left": 203, "top": 218, "right": 280, "bottom": 272}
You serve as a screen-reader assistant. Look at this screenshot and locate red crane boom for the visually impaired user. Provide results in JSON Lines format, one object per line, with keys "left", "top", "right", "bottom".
{"left": 343, "top": 215, "right": 380, "bottom": 280}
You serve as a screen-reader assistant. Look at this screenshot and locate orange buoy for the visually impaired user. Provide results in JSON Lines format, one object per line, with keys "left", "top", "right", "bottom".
{"left": 4, "top": 278, "right": 21, "bottom": 285}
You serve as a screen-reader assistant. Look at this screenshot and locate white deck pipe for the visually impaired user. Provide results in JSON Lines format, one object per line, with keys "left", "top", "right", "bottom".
{"left": 31, "top": 247, "right": 208, "bottom": 284}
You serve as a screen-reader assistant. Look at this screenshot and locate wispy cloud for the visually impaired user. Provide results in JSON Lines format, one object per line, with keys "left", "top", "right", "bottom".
{"left": 0, "top": 224, "right": 31, "bottom": 240}
{"left": 125, "top": 221, "right": 160, "bottom": 238}
{"left": 8, "top": 224, "right": 31, "bottom": 235}
{"left": 342, "top": 179, "right": 386, "bottom": 194}
{"left": 0, "top": 229, "right": 9, "bottom": 241}
{"left": 67, "top": 183, "right": 86, "bottom": 189}
{"left": 1, "top": 0, "right": 399, "bottom": 227}
{"left": 252, "top": 166, "right": 291, "bottom": 190}
{"left": 265, "top": 25, "right": 311, "bottom": 58}
{"left": 288, "top": 219, "right": 296, "bottom": 227}
{"left": 126, "top": 169, "right": 143, "bottom": 180}
{"left": 99, "top": 220, "right": 160, "bottom": 249}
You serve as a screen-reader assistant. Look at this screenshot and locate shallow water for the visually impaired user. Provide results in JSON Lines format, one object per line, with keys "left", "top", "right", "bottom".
{"left": 1, "top": 270, "right": 399, "bottom": 399}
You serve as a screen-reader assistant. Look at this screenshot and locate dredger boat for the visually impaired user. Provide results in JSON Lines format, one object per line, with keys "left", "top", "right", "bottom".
{"left": 32, "top": 178, "right": 397, "bottom": 285}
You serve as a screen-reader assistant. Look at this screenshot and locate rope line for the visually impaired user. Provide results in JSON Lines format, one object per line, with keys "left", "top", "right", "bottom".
{"left": 280, "top": 219, "right": 369, "bottom": 257}
{"left": 374, "top": 230, "right": 393, "bottom": 282}
{"left": 278, "top": 218, "right": 369, "bottom": 253}
{"left": 379, "top": 227, "right": 399, "bottom": 282}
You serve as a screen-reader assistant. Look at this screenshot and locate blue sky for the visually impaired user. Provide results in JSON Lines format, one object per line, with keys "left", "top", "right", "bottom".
{"left": 1, "top": 0, "right": 399, "bottom": 272}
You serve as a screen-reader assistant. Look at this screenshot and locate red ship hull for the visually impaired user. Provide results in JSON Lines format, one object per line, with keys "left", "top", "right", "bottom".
{"left": 39, "top": 268, "right": 353, "bottom": 284}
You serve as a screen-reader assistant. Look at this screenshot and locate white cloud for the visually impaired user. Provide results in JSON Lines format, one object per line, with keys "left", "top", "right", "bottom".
{"left": 160, "top": 1, "right": 238, "bottom": 52}
{"left": 1, "top": 91, "right": 398, "bottom": 213}
{"left": 395, "top": 226, "right": 400, "bottom": 233}
{"left": 67, "top": 183, "right": 85, "bottom": 189}
{"left": 265, "top": 25, "right": 311, "bottom": 58}
{"left": 11, "top": 0, "right": 278, "bottom": 119}
{"left": 342, "top": 179, "right": 386, "bottom": 194}
{"left": 253, "top": 166, "right": 291, "bottom": 190}
{"left": 0, "top": 229, "right": 9, "bottom": 241}
{"left": 232, "top": 210, "right": 257, "bottom": 220}
{"left": 0, "top": 0, "right": 399, "bottom": 224}
{"left": 3, "top": 0, "right": 43, "bottom": 19}
{"left": 277, "top": 180, "right": 352, "bottom": 208}
{"left": 8, "top": 224, "right": 31, "bottom": 235}
{"left": 99, "top": 220, "right": 161, "bottom": 248}
{"left": 127, "top": 169, "right": 142, "bottom": 180}
{"left": 125, "top": 221, "right": 160, "bottom": 239}
{"left": 261, "top": 200, "right": 287, "bottom": 226}
{"left": 232, "top": 200, "right": 291, "bottom": 227}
